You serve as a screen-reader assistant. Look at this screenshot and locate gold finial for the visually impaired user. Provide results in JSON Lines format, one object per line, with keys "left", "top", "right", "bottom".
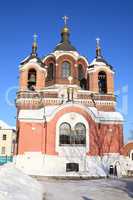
{"left": 61, "top": 16, "right": 70, "bottom": 35}
{"left": 62, "top": 15, "right": 69, "bottom": 26}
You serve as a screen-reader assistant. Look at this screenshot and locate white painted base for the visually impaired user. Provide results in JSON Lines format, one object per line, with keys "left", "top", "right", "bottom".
{"left": 13, "top": 152, "right": 133, "bottom": 177}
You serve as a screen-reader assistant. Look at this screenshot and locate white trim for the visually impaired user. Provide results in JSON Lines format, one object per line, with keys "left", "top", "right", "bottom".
{"left": 43, "top": 51, "right": 79, "bottom": 62}
{"left": 52, "top": 51, "right": 79, "bottom": 60}
{"left": 55, "top": 112, "right": 89, "bottom": 153}
{"left": 78, "top": 56, "right": 89, "bottom": 66}
{"left": 18, "top": 103, "right": 124, "bottom": 124}
{"left": 42, "top": 52, "right": 89, "bottom": 66}
{"left": 87, "top": 65, "right": 114, "bottom": 74}
{"left": 19, "top": 62, "right": 46, "bottom": 72}
{"left": 42, "top": 54, "right": 56, "bottom": 62}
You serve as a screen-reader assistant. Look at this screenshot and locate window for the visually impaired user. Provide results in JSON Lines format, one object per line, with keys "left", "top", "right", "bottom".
{"left": 62, "top": 61, "right": 71, "bottom": 79}
{"left": 75, "top": 123, "right": 86, "bottom": 145}
{"left": 131, "top": 152, "right": 133, "bottom": 161}
{"left": 109, "top": 165, "right": 114, "bottom": 175}
{"left": 78, "top": 64, "right": 84, "bottom": 81}
{"left": 47, "top": 63, "right": 54, "bottom": 81}
{"left": 28, "top": 69, "right": 36, "bottom": 91}
{"left": 98, "top": 71, "right": 107, "bottom": 94}
{"left": 3, "top": 134, "right": 6, "bottom": 140}
{"left": 78, "top": 64, "right": 87, "bottom": 89}
{"left": 1, "top": 147, "right": 5, "bottom": 154}
{"left": 80, "top": 78, "right": 87, "bottom": 90}
{"left": 66, "top": 163, "right": 79, "bottom": 172}
{"left": 59, "top": 123, "right": 71, "bottom": 145}
{"left": 59, "top": 122, "right": 86, "bottom": 146}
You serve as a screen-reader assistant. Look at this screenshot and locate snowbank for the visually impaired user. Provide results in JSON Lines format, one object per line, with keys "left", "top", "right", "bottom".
{"left": 0, "top": 163, "right": 43, "bottom": 200}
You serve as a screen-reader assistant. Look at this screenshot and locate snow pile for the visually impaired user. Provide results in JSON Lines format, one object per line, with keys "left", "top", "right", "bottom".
{"left": 0, "top": 163, "right": 43, "bottom": 200}
{"left": 85, "top": 161, "right": 107, "bottom": 177}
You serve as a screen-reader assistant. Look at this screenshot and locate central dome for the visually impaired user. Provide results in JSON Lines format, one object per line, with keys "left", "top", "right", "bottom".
{"left": 54, "top": 25, "right": 77, "bottom": 52}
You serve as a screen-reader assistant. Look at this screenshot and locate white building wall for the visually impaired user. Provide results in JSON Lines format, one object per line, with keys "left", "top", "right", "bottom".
{"left": 14, "top": 152, "right": 126, "bottom": 177}
{"left": 0, "top": 129, "right": 16, "bottom": 157}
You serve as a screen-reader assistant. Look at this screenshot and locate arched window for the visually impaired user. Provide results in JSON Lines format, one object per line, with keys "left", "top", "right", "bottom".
{"left": 47, "top": 63, "right": 54, "bottom": 81}
{"left": 59, "top": 122, "right": 86, "bottom": 146}
{"left": 62, "top": 61, "right": 71, "bottom": 79}
{"left": 28, "top": 69, "right": 36, "bottom": 91}
{"left": 130, "top": 151, "right": 133, "bottom": 161}
{"left": 98, "top": 71, "right": 107, "bottom": 94}
{"left": 80, "top": 78, "right": 87, "bottom": 90}
{"left": 78, "top": 64, "right": 84, "bottom": 81}
{"left": 78, "top": 64, "right": 87, "bottom": 89}
{"left": 59, "top": 123, "right": 71, "bottom": 145}
{"left": 75, "top": 123, "right": 86, "bottom": 145}
{"left": 132, "top": 153, "right": 133, "bottom": 161}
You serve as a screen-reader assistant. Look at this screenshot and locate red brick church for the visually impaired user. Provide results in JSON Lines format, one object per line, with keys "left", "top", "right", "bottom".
{"left": 15, "top": 17, "right": 124, "bottom": 176}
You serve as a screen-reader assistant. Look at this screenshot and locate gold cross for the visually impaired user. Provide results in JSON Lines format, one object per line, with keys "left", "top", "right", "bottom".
{"left": 33, "top": 33, "right": 38, "bottom": 43}
{"left": 62, "top": 16, "right": 69, "bottom": 26}
{"left": 96, "top": 37, "right": 100, "bottom": 47}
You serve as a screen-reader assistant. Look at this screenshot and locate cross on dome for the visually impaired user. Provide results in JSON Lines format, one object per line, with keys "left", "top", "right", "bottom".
{"left": 96, "top": 37, "right": 102, "bottom": 58}
{"left": 96, "top": 37, "right": 100, "bottom": 48}
{"left": 32, "top": 33, "right": 38, "bottom": 56}
{"left": 33, "top": 33, "right": 38, "bottom": 43}
{"left": 62, "top": 15, "right": 69, "bottom": 26}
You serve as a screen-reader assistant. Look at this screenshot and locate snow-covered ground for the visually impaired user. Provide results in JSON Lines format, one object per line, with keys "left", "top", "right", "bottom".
{"left": 0, "top": 163, "right": 132, "bottom": 200}
{"left": 40, "top": 178, "right": 133, "bottom": 200}
{"left": 0, "top": 163, "right": 43, "bottom": 200}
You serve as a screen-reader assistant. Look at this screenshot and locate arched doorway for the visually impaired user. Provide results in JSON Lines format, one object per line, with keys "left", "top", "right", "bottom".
{"left": 27, "top": 68, "right": 36, "bottom": 91}
{"left": 98, "top": 71, "right": 107, "bottom": 94}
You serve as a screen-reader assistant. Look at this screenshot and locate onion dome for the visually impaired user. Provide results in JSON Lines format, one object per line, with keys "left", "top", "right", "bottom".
{"left": 54, "top": 16, "right": 77, "bottom": 52}
{"left": 21, "top": 33, "right": 44, "bottom": 67}
{"left": 89, "top": 38, "right": 113, "bottom": 70}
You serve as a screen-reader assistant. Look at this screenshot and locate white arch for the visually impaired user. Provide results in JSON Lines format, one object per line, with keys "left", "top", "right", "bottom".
{"left": 46, "top": 103, "right": 99, "bottom": 123}
{"left": 42, "top": 54, "right": 56, "bottom": 62}
{"left": 55, "top": 112, "right": 89, "bottom": 152}
{"left": 43, "top": 52, "right": 89, "bottom": 66}
{"left": 19, "top": 62, "right": 46, "bottom": 72}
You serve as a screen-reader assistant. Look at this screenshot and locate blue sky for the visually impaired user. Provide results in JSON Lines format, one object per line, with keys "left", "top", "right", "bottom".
{"left": 0, "top": 0, "right": 132, "bottom": 142}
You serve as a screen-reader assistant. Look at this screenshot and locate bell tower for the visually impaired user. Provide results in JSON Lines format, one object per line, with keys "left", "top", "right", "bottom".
{"left": 87, "top": 38, "right": 115, "bottom": 111}
{"left": 17, "top": 34, "right": 46, "bottom": 109}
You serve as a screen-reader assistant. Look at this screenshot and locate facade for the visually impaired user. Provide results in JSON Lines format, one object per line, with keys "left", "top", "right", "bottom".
{"left": 15, "top": 20, "right": 124, "bottom": 176}
{"left": 122, "top": 141, "right": 133, "bottom": 176}
{"left": 0, "top": 120, "right": 16, "bottom": 164}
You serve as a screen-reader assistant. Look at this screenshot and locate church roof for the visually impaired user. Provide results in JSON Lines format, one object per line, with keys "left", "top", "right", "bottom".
{"left": 54, "top": 41, "right": 77, "bottom": 52}
{"left": 20, "top": 54, "right": 44, "bottom": 67}
{"left": 54, "top": 25, "right": 77, "bottom": 52}
{"left": 20, "top": 34, "right": 44, "bottom": 67}
{"left": 89, "top": 38, "right": 113, "bottom": 70}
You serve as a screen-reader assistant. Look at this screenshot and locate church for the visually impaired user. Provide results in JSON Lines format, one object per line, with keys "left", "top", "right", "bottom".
{"left": 15, "top": 17, "right": 124, "bottom": 176}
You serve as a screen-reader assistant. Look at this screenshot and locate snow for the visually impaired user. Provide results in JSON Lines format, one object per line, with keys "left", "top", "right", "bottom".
{"left": 0, "top": 163, "right": 43, "bottom": 200}
{"left": 19, "top": 105, "right": 124, "bottom": 123}
{"left": 18, "top": 106, "right": 58, "bottom": 121}
{"left": 19, "top": 108, "right": 44, "bottom": 120}
{"left": 0, "top": 120, "right": 14, "bottom": 129}
{"left": 40, "top": 178, "right": 133, "bottom": 200}
{"left": 89, "top": 107, "right": 124, "bottom": 122}
{"left": 90, "top": 58, "right": 107, "bottom": 66}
